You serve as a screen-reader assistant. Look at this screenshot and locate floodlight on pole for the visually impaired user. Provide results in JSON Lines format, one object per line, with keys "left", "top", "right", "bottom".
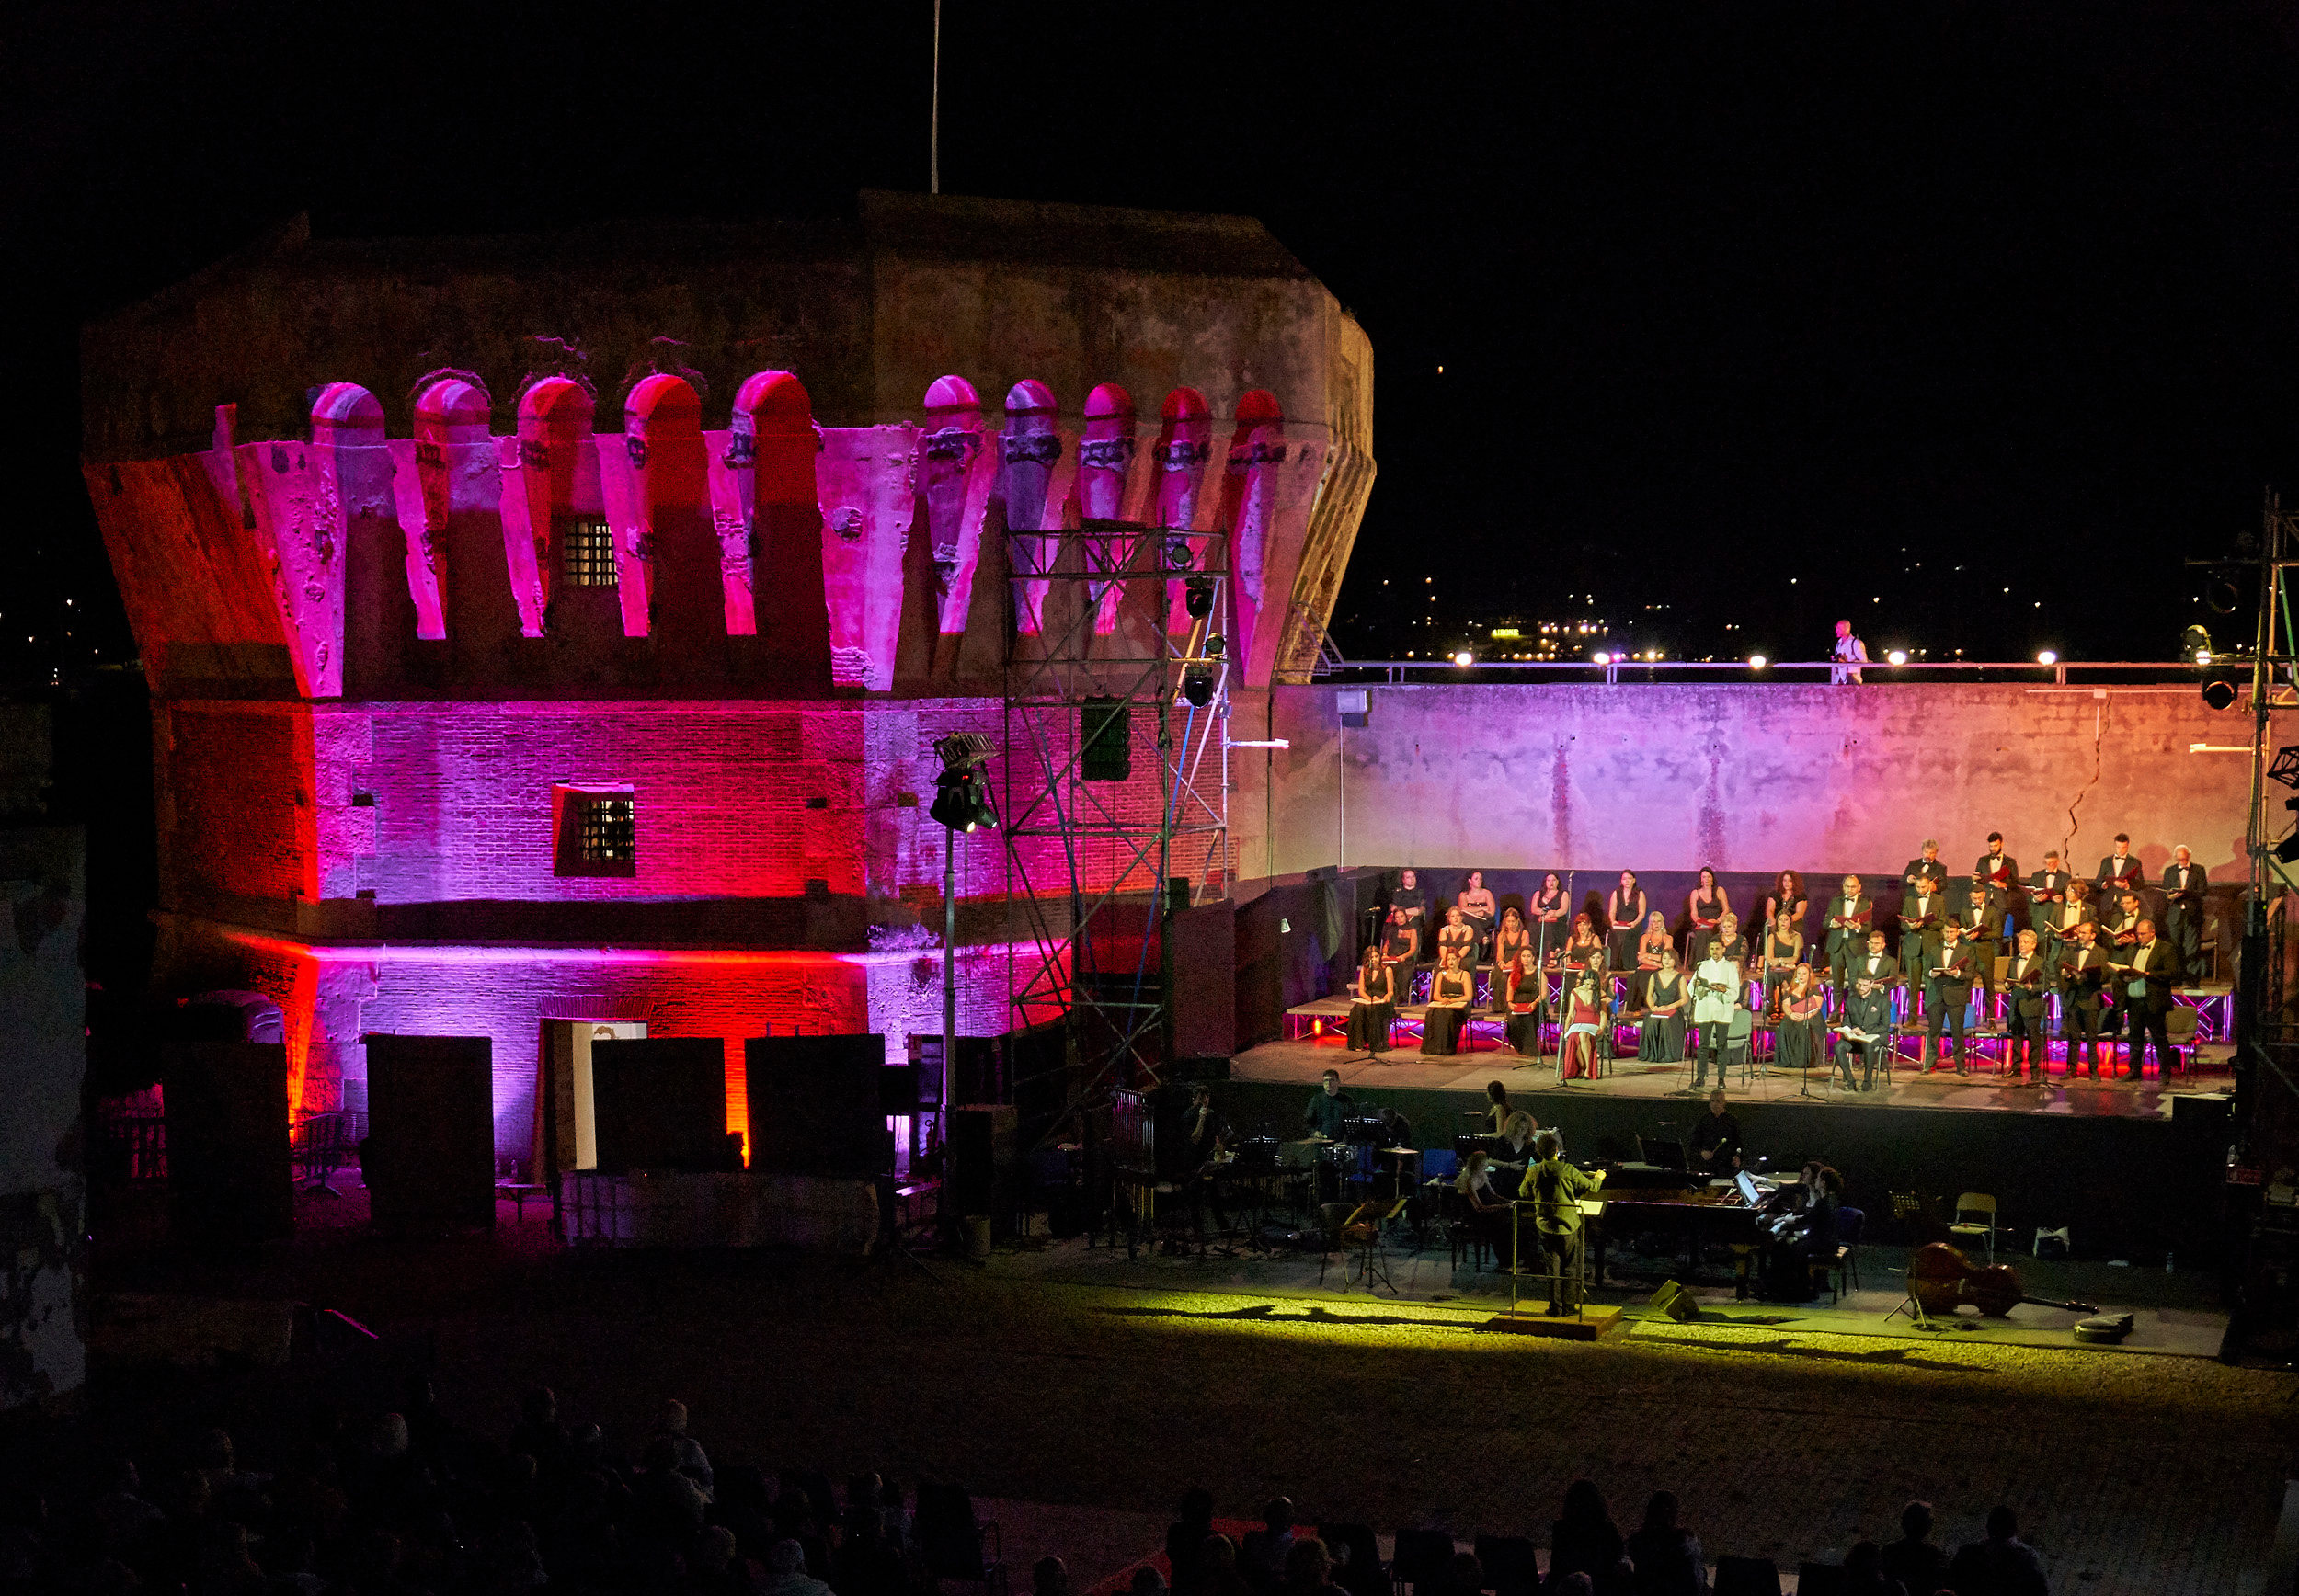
{"left": 928, "top": 731, "right": 998, "bottom": 1191}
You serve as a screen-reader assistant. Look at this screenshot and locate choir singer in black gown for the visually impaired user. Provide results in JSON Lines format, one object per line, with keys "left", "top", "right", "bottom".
{"left": 1345, "top": 942, "right": 1395, "bottom": 1055}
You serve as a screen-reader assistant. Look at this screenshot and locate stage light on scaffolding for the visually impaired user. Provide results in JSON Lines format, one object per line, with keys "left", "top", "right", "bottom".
{"left": 1182, "top": 667, "right": 1215, "bottom": 707}
{"left": 1887, "top": 649, "right": 1909, "bottom": 667}
{"left": 929, "top": 733, "right": 999, "bottom": 834}
{"left": 2036, "top": 650, "right": 2057, "bottom": 666}
{"left": 1164, "top": 537, "right": 1195, "bottom": 571}
{"left": 1184, "top": 576, "right": 1216, "bottom": 619}
{"left": 2267, "top": 745, "right": 2299, "bottom": 789}
{"left": 2182, "top": 624, "right": 2212, "bottom": 663}
{"left": 1591, "top": 651, "right": 1610, "bottom": 666}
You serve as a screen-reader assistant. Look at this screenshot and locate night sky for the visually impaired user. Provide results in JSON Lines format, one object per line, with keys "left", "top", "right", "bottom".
{"left": 8, "top": 2, "right": 2299, "bottom": 687}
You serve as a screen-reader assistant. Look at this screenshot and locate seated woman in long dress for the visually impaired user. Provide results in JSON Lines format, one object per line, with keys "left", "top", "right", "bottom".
{"left": 1636, "top": 948, "right": 1688, "bottom": 1062}
{"left": 1456, "top": 871, "right": 1497, "bottom": 964}
{"left": 1421, "top": 948, "right": 1475, "bottom": 1056}
{"left": 1345, "top": 942, "right": 1395, "bottom": 1054}
{"left": 1529, "top": 873, "right": 1569, "bottom": 964}
{"left": 1488, "top": 906, "right": 1531, "bottom": 1011}
{"left": 1632, "top": 911, "right": 1672, "bottom": 1008}
{"left": 1379, "top": 906, "right": 1420, "bottom": 972}
{"left": 1775, "top": 964, "right": 1827, "bottom": 1071}
{"left": 1685, "top": 866, "right": 1730, "bottom": 963}
{"left": 1435, "top": 905, "right": 1477, "bottom": 992}
{"left": 1558, "top": 970, "right": 1605, "bottom": 1081}
{"left": 1501, "top": 945, "right": 1547, "bottom": 1055}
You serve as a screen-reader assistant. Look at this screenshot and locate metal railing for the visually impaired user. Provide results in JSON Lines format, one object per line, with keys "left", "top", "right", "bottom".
{"left": 1329, "top": 657, "right": 2230, "bottom": 687}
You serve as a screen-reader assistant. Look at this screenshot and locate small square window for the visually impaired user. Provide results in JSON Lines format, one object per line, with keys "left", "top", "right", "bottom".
{"left": 555, "top": 785, "right": 636, "bottom": 877}
{"left": 558, "top": 516, "right": 618, "bottom": 587}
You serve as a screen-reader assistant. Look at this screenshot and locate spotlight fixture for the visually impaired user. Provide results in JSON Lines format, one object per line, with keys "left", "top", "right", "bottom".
{"left": 929, "top": 733, "right": 999, "bottom": 833}
{"left": 1748, "top": 654, "right": 1768, "bottom": 670}
{"left": 1184, "top": 576, "right": 1216, "bottom": 620}
{"left": 2207, "top": 577, "right": 2240, "bottom": 615}
{"left": 2182, "top": 624, "right": 2213, "bottom": 660}
{"left": 2036, "top": 650, "right": 2057, "bottom": 666}
{"left": 2202, "top": 678, "right": 2237, "bottom": 712}
{"left": 1591, "top": 651, "right": 1610, "bottom": 666}
{"left": 1203, "top": 633, "right": 1226, "bottom": 660}
{"left": 1163, "top": 537, "right": 1195, "bottom": 571}
{"left": 1181, "top": 667, "right": 1215, "bottom": 707}
{"left": 1453, "top": 650, "right": 1473, "bottom": 667}
{"left": 2268, "top": 745, "right": 2299, "bottom": 790}
{"left": 1886, "top": 649, "right": 1908, "bottom": 667}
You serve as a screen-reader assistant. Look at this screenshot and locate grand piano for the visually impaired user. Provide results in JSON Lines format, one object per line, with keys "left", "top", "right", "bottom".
{"left": 1584, "top": 1165, "right": 1791, "bottom": 1293}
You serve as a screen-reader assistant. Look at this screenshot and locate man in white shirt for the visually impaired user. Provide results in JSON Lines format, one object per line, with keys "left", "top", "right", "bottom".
{"left": 1829, "top": 620, "right": 1869, "bottom": 684}
{"left": 1690, "top": 939, "right": 1743, "bottom": 1089}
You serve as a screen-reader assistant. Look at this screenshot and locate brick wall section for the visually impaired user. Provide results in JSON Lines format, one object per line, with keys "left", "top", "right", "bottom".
{"left": 159, "top": 702, "right": 317, "bottom": 906}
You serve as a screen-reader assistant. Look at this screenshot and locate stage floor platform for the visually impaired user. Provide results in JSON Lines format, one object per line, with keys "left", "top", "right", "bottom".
{"left": 1247, "top": 1010, "right": 2233, "bottom": 1122}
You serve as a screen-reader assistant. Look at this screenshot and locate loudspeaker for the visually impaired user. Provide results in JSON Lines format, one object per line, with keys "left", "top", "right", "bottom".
{"left": 591, "top": 1039, "right": 731, "bottom": 1172}
{"left": 1649, "top": 1280, "right": 1701, "bottom": 1322}
{"left": 1081, "top": 697, "right": 1130, "bottom": 781}
{"left": 746, "top": 1034, "right": 886, "bottom": 1179}
{"left": 364, "top": 1034, "right": 495, "bottom": 1231}
{"left": 163, "top": 1040, "right": 293, "bottom": 1245}
{"left": 950, "top": 1103, "right": 1019, "bottom": 1220}
{"left": 879, "top": 1061, "right": 921, "bottom": 1117}
{"left": 1170, "top": 900, "right": 1235, "bottom": 1057}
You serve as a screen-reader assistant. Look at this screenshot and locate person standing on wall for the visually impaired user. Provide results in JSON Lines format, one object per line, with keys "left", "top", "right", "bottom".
{"left": 1829, "top": 620, "right": 1869, "bottom": 683}
{"left": 2161, "top": 845, "right": 2208, "bottom": 984}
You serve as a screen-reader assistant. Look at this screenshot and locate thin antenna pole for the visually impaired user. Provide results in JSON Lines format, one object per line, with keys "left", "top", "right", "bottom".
{"left": 930, "top": 0, "right": 943, "bottom": 196}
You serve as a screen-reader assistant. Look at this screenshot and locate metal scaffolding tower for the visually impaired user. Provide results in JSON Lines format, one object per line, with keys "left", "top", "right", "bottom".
{"left": 998, "top": 520, "right": 1235, "bottom": 1117}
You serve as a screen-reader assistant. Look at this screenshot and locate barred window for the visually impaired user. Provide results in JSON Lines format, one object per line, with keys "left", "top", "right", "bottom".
{"left": 559, "top": 516, "right": 618, "bottom": 587}
{"left": 577, "top": 794, "right": 635, "bottom": 864}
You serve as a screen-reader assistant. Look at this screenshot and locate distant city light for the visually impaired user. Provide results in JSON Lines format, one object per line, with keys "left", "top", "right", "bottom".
{"left": 1591, "top": 651, "right": 1611, "bottom": 666}
{"left": 1749, "top": 654, "right": 1768, "bottom": 669}
{"left": 1887, "top": 649, "right": 1908, "bottom": 666}
{"left": 1452, "top": 650, "right": 1473, "bottom": 667}
{"left": 2037, "top": 650, "right": 2058, "bottom": 666}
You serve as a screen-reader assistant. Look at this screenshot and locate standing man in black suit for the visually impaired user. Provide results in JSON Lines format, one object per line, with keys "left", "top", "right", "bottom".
{"left": 2057, "top": 921, "right": 2114, "bottom": 1079}
{"left": 2111, "top": 920, "right": 2181, "bottom": 1079}
{"left": 1925, "top": 920, "right": 1979, "bottom": 1076}
{"left": 2028, "top": 850, "right": 2074, "bottom": 941}
{"left": 2161, "top": 845, "right": 2208, "bottom": 984}
{"left": 2002, "top": 929, "right": 2053, "bottom": 1084}
{"left": 1904, "top": 838, "right": 1950, "bottom": 897}
{"left": 1822, "top": 874, "right": 1874, "bottom": 996}
{"left": 1973, "top": 832, "right": 2019, "bottom": 938}
{"left": 1951, "top": 883, "right": 2002, "bottom": 1017}
{"left": 2096, "top": 833, "right": 2144, "bottom": 906}
{"left": 1898, "top": 877, "right": 1947, "bottom": 1037}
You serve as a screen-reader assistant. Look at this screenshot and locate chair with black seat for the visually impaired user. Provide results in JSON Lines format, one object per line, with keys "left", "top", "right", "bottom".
{"left": 1316, "top": 1202, "right": 1358, "bottom": 1286}
{"left": 1719, "top": 1007, "right": 1756, "bottom": 1085}
{"left": 916, "top": 1481, "right": 1007, "bottom": 1596}
{"left": 1441, "top": 1185, "right": 1490, "bottom": 1275}
{"left": 1390, "top": 1528, "right": 1455, "bottom": 1595}
{"left": 1470, "top": 1534, "right": 1538, "bottom": 1596}
{"left": 1713, "top": 1555, "right": 1782, "bottom": 1596}
{"left": 1318, "top": 1523, "right": 1385, "bottom": 1596}
{"left": 1834, "top": 1204, "right": 1865, "bottom": 1291}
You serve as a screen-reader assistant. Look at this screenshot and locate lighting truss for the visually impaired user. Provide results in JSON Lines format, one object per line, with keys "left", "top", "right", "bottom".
{"left": 999, "top": 519, "right": 1233, "bottom": 1121}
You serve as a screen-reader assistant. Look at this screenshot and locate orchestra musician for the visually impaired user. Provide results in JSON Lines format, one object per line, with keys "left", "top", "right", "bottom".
{"left": 2108, "top": 918, "right": 2181, "bottom": 1079}
{"left": 1686, "top": 866, "right": 1731, "bottom": 964}
{"left": 2055, "top": 920, "right": 2113, "bottom": 1079}
{"left": 1455, "top": 1148, "right": 1510, "bottom": 1253}
{"left": 1973, "top": 832, "right": 2019, "bottom": 938}
{"left": 1345, "top": 942, "right": 1396, "bottom": 1056}
{"left": 1420, "top": 948, "right": 1474, "bottom": 1056}
{"left": 2162, "top": 845, "right": 2208, "bottom": 983}
{"left": 1689, "top": 937, "right": 1742, "bottom": 1089}
{"left": 1184, "top": 1085, "right": 1230, "bottom": 1173}
{"left": 1302, "top": 1068, "right": 1354, "bottom": 1138}
{"left": 1760, "top": 907, "right": 1808, "bottom": 1012}
{"left": 1758, "top": 1164, "right": 1841, "bottom": 1303}
{"left": 1822, "top": 874, "right": 1874, "bottom": 994}
{"left": 2003, "top": 928, "right": 2052, "bottom": 1084}
{"left": 1525, "top": 1131, "right": 1606, "bottom": 1316}
{"left": 1775, "top": 965, "right": 1826, "bottom": 1073}
{"left": 1904, "top": 838, "right": 1950, "bottom": 897}
{"left": 1378, "top": 906, "right": 1419, "bottom": 972}
{"left": 1435, "top": 906, "right": 1477, "bottom": 986}
{"left": 1557, "top": 970, "right": 1606, "bottom": 1081}
{"left": 1925, "top": 919, "right": 1979, "bottom": 1075}
{"left": 1481, "top": 1079, "right": 1513, "bottom": 1135}
{"left": 2028, "top": 850, "right": 2073, "bottom": 940}
{"left": 2096, "top": 833, "right": 2144, "bottom": 906}
{"left": 1495, "top": 1108, "right": 1539, "bottom": 1169}
{"left": 1633, "top": 911, "right": 1672, "bottom": 1008}
{"left": 1637, "top": 948, "right": 1688, "bottom": 1063}
{"left": 1688, "top": 1089, "right": 1741, "bottom": 1175}
{"left": 1488, "top": 906, "right": 1532, "bottom": 1011}
{"left": 1456, "top": 870, "right": 1497, "bottom": 963}
{"left": 1835, "top": 931, "right": 1896, "bottom": 1091}
{"left": 1500, "top": 947, "right": 1548, "bottom": 1055}
{"left": 1529, "top": 872, "right": 1569, "bottom": 963}
{"left": 1605, "top": 871, "right": 1648, "bottom": 975}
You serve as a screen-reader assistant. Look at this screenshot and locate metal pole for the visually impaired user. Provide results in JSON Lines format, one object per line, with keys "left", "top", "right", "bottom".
{"left": 944, "top": 820, "right": 957, "bottom": 1135}
{"left": 930, "top": 0, "right": 943, "bottom": 196}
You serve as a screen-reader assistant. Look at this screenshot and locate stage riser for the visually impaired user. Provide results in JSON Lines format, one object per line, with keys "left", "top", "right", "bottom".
{"left": 1214, "top": 1079, "right": 2229, "bottom": 1264}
